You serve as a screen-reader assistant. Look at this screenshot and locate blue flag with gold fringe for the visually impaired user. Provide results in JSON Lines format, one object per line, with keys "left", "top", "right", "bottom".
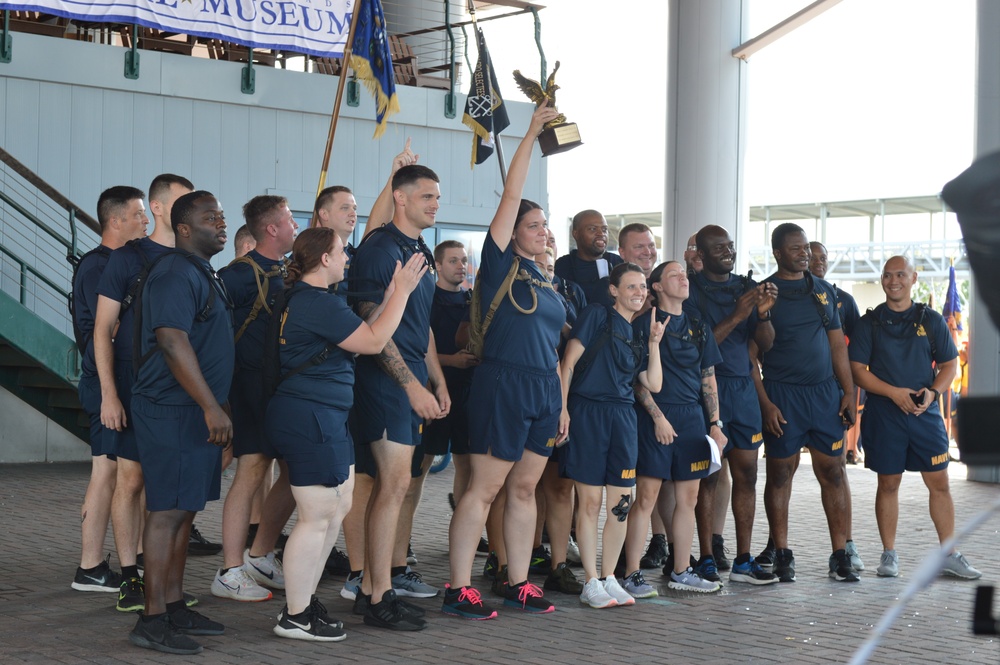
{"left": 463, "top": 27, "right": 509, "bottom": 168}
{"left": 350, "top": 0, "right": 399, "bottom": 138}
{"left": 943, "top": 264, "right": 963, "bottom": 331}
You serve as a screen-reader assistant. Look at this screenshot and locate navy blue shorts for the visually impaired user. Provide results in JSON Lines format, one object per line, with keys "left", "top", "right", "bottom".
{"left": 717, "top": 375, "right": 764, "bottom": 453}
{"left": 78, "top": 374, "right": 116, "bottom": 459}
{"left": 636, "top": 402, "right": 713, "bottom": 481}
{"left": 422, "top": 381, "right": 470, "bottom": 456}
{"left": 467, "top": 360, "right": 560, "bottom": 462}
{"left": 762, "top": 378, "right": 845, "bottom": 459}
{"left": 353, "top": 357, "right": 427, "bottom": 446}
{"left": 229, "top": 367, "right": 275, "bottom": 458}
{"left": 351, "top": 406, "right": 424, "bottom": 478}
{"left": 266, "top": 395, "right": 353, "bottom": 487}
{"left": 560, "top": 396, "right": 636, "bottom": 487}
{"left": 109, "top": 361, "right": 139, "bottom": 462}
{"left": 861, "top": 397, "right": 949, "bottom": 474}
{"left": 131, "top": 397, "right": 222, "bottom": 512}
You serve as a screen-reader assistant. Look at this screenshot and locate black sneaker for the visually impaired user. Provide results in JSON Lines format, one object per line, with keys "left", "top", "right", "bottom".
{"left": 503, "top": 579, "right": 554, "bottom": 613}
{"left": 694, "top": 555, "right": 722, "bottom": 583}
{"left": 324, "top": 547, "right": 351, "bottom": 577}
{"left": 183, "top": 592, "right": 199, "bottom": 608}
{"left": 71, "top": 555, "right": 121, "bottom": 592}
{"left": 363, "top": 590, "right": 426, "bottom": 631}
{"left": 712, "top": 534, "right": 731, "bottom": 572}
{"left": 187, "top": 525, "right": 222, "bottom": 556}
{"left": 129, "top": 614, "right": 203, "bottom": 655}
{"left": 528, "top": 545, "right": 552, "bottom": 574}
{"left": 406, "top": 543, "right": 418, "bottom": 566}
{"left": 476, "top": 536, "right": 490, "bottom": 557}
{"left": 756, "top": 537, "right": 777, "bottom": 571}
{"left": 543, "top": 562, "right": 583, "bottom": 594}
{"left": 169, "top": 606, "right": 225, "bottom": 636}
{"left": 352, "top": 592, "right": 370, "bottom": 616}
{"left": 640, "top": 534, "right": 668, "bottom": 569}
{"left": 441, "top": 585, "right": 497, "bottom": 620}
{"left": 482, "top": 551, "right": 498, "bottom": 580}
{"left": 774, "top": 548, "right": 796, "bottom": 583}
{"left": 491, "top": 565, "right": 509, "bottom": 597}
{"left": 135, "top": 553, "right": 144, "bottom": 572}
{"left": 308, "top": 595, "right": 344, "bottom": 629}
{"left": 274, "top": 604, "right": 347, "bottom": 642}
{"left": 117, "top": 577, "right": 145, "bottom": 613}
{"left": 829, "top": 549, "right": 861, "bottom": 582}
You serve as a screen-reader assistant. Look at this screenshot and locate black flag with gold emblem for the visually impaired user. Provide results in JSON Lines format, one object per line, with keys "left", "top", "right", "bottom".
{"left": 462, "top": 27, "right": 509, "bottom": 168}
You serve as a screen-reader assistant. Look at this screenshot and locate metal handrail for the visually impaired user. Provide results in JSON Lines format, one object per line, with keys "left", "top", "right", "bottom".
{"left": 0, "top": 242, "right": 70, "bottom": 306}
{"left": 0, "top": 189, "right": 75, "bottom": 255}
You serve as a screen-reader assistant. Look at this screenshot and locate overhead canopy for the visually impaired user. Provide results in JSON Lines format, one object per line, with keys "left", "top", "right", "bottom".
{"left": 749, "top": 195, "right": 948, "bottom": 222}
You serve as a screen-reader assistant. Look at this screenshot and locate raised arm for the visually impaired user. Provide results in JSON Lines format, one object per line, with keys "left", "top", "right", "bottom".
{"left": 364, "top": 138, "right": 419, "bottom": 242}
{"left": 489, "top": 102, "right": 560, "bottom": 251}
{"left": 339, "top": 253, "right": 427, "bottom": 355}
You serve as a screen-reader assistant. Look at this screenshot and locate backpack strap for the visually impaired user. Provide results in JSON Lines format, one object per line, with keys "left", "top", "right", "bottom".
{"left": 467, "top": 256, "right": 555, "bottom": 358}
{"left": 263, "top": 284, "right": 335, "bottom": 399}
{"left": 68, "top": 245, "right": 113, "bottom": 354}
{"left": 226, "top": 254, "right": 288, "bottom": 343}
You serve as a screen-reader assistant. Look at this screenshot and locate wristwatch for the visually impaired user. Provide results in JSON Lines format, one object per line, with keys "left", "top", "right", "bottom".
{"left": 710, "top": 420, "right": 724, "bottom": 429}
{"left": 929, "top": 388, "right": 941, "bottom": 401}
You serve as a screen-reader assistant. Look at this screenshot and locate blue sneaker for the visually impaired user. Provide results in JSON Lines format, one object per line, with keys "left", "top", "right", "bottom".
{"left": 340, "top": 571, "right": 362, "bottom": 601}
{"left": 694, "top": 555, "right": 721, "bottom": 583}
{"left": 729, "top": 557, "right": 778, "bottom": 585}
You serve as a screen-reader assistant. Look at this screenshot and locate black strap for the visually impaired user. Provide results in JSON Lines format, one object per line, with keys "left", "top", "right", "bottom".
{"left": 264, "top": 284, "right": 335, "bottom": 397}
{"left": 866, "top": 302, "right": 937, "bottom": 359}
{"left": 69, "top": 245, "right": 113, "bottom": 354}
{"left": 572, "top": 304, "right": 643, "bottom": 388}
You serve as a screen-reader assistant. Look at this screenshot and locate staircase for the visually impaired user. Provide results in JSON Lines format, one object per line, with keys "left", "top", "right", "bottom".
{"left": 0, "top": 145, "right": 101, "bottom": 445}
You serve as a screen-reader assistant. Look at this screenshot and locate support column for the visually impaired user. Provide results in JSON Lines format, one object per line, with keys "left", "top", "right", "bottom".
{"left": 664, "top": 0, "right": 748, "bottom": 263}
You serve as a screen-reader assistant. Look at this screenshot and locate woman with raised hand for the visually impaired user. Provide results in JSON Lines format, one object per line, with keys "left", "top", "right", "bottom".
{"left": 443, "top": 101, "right": 564, "bottom": 619}
{"left": 559, "top": 263, "right": 664, "bottom": 609}
{"left": 266, "top": 227, "right": 426, "bottom": 641}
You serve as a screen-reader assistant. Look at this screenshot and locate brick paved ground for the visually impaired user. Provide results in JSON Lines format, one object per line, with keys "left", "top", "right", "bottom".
{"left": 0, "top": 453, "right": 997, "bottom": 664}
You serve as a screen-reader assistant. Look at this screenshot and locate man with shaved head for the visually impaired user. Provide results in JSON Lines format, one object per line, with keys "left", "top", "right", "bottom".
{"left": 848, "top": 256, "right": 980, "bottom": 581}
{"left": 554, "top": 210, "right": 623, "bottom": 306}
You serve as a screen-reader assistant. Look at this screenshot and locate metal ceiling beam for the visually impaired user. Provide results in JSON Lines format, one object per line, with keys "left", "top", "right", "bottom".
{"left": 732, "top": 0, "right": 843, "bottom": 61}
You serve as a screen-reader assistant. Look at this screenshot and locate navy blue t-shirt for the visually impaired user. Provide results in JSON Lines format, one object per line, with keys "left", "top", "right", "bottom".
{"left": 554, "top": 250, "right": 623, "bottom": 306}
{"left": 760, "top": 274, "right": 841, "bottom": 385}
{"left": 132, "top": 253, "right": 235, "bottom": 406}
{"left": 553, "top": 275, "right": 586, "bottom": 328}
{"left": 275, "top": 282, "right": 363, "bottom": 410}
{"left": 477, "top": 234, "right": 565, "bottom": 371}
{"left": 218, "top": 250, "right": 287, "bottom": 371}
{"left": 349, "top": 224, "right": 435, "bottom": 364}
{"left": 635, "top": 309, "right": 722, "bottom": 407}
{"left": 683, "top": 272, "right": 758, "bottom": 378}
{"left": 96, "top": 237, "right": 172, "bottom": 361}
{"left": 330, "top": 242, "right": 356, "bottom": 301}
{"left": 430, "top": 285, "right": 472, "bottom": 387}
{"left": 848, "top": 303, "right": 957, "bottom": 392}
{"left": 569, "top": 303, "right": 647, "bottom": 403}
{"left": 835, "top": 287, "right": 860, "bottom": 339}
{"left": 73, "top": 245, "right": 112, "bottom": 377}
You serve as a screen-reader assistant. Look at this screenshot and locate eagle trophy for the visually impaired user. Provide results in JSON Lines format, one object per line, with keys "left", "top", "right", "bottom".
{"left": 513, "top": 61, "right": 566, "bottom": 128}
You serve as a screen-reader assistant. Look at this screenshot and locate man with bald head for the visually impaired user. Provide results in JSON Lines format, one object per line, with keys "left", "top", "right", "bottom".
{"left": 848, "top": 256, "right": 980, "bottom": 581}
{"left": 683, "top": 233, "right": 702, "bottom": 275}
{"left": 554, "top": 210, "right": 623, "bottom": 306}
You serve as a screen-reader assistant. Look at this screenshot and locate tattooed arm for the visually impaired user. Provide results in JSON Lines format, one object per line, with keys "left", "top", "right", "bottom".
{"left": 634, "top": 383, "right": 676, "bottom": 445}
{"left": 700, "top": 366, "right": 727, "bottom": 452}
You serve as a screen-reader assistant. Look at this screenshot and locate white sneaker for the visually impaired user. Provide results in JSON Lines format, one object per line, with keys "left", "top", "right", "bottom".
{"left": 941, "top": 551, "right": 982, "bottom": 580}
{"left": 668, "top": 567, "right": 721, "bottom": 593}
{"left": 602, "top": 575, "right": 635, "bottom": 606}
{"left": 244, "top": 550, "right": 285, "bottom": 590}
{"left": 580, "top": 577, "right": 617, "bottom": 609}
{"left": 566, "top": 536, "right": 582, "bottom": 564}
{"left": 211, "top": 566, "right": 272, "bottom": 601}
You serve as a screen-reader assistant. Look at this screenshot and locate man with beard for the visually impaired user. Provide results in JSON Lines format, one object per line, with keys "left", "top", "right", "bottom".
{"left": 554, "top": 210, "right": 623, "bottom": 306}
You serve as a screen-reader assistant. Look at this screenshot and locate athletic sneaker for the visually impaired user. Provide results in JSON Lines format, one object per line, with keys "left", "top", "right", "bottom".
{"left": 476, "top": 537, "right": 490, "bottom": 557}
{"left": 244, "top": 550, "right": 285, "bottom": 590}
{"left": 941, "top": 551, "right": 982, "bottom": 580}
{"left": 441, "top": 584, "right": 497, "bottom": 620}
{"left": 391, "top": 567, "right": 439, "bottom": 598}
{"left": 341, "top": 571, "right": 362, "bottom": 600}
{"left": 756, "top": 537, "right": 777, "bottom": 571}
{"left": 135, "top": 553, "right": 144, "bottom": 572}
{"left": 640, "top": 533, "right": 668, "bottom": 569}
{"left": 528, "top": 545, "right": 552, "bottom": 574}
{"left": 566, "top": 536, "right": 582, "bottom": 564}
{"left": 169, "top": 607, "right": 225, "bottom": 635}
{"left": 694, "top": 555, "right": 722, "bottom": 583}
{"left": 580, "top": 577, "right": 617, "bottom": 609}
{"left": 773, "top": 548, "right": 796, "bottom": 583}
{"left": 829, "top": 549, "right": 861, "bottom": 582}
{"left": 129, "top": 614, "right": 202, "bottom": 655}
{"left": 504, "top": 580, "right": 555, "bottom": 613}
{"left": 406, "top": 543, "right": 418, "bottom": 566}
{"left": 729, "top": 558, "right": 778, "bottom": 585}
{"left": 483, "top": 551, "right": 499, "bottom": 580}
{"left": 663, "top": 550, "right": 699, "bottom": 577}
{"left": 71, "top": 555, "right": 121, "bottom": 592}
{"left": 544, "top": 562, "right": 583, "bottom": 594}
{"left": 188, "top": 525, "right": 222, "bottom": 556}
{"left": 876, "top": 550, "right": 899, "bottom": 578}
{"left": 622, "top": 570, "right": 658, "bottom": 598}
{"left": 668, "top": 567, "right": 721, "bottom": 593}
{"left": 363, "top": 589, "right": 426, "bottom": 631}
{"left": 712, "top": 534, "right": 732, "bottom": 572}
{"left": 117, "top": 577, "right": 145, "bottom": 612}
{"left": 325, "top": 547, "right": 351, "bottom": 577}
{"left": 491, "top": 565, "right": 509, "bottom": 597}
{"left": 354, "top": 591, "right": 425, "bottom": 619}
{"left": 846, "top": 540, "right": 865, "bottom": 571}
{"left": 183, "top": 592, "right": 198, "bottom": 608}
{"left": 602, "top": 575, "right": 636, "bottom": 606}
{"left": 211, "top": 566, "right": 273, "bottom": 601}
{"left": 307, "top": 595, "right": 344, "bottom": 628}
{"left": 274, "top": 604, "right": 347, "bottom": 642}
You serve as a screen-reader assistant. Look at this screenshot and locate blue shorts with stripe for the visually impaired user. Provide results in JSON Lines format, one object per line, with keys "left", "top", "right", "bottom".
{"left": 636, "top": 402, "right": 713, "bottom": 481}
{"left": 560, "top": 396, "right": 636, "bottom": 488}
{"left": 353, "top": 357, "right": 428, "bottom": 446}
{"left": 860, "top": 396, "right": 949, "bottom": 474}
{"left": 762, "top": 377, "right": 846, "bottom": 459}
{"left": 717, "top": 374, "right": 763, "bottom": 453}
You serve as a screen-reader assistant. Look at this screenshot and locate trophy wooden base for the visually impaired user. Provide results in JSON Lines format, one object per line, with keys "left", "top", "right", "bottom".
{"left": 539, "top": 123, "right": 583, "bottom": 157}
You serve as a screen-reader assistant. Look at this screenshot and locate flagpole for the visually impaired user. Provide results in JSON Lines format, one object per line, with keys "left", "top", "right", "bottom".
{"left": 315, "top": 4, "right": 364, "bottom": 204}
{"left": 468, "top": 0, "right": 508, "bottom": 185}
